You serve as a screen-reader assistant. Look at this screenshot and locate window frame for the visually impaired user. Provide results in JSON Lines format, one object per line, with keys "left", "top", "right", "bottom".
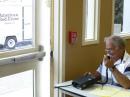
{"left": 0, "top": 0, "right": 38, "bottom": 58}
{"left": 82, "top": 0, "right": 100, "bottom": 45}
{"left": 112, "top": 0, "right": 130, "bottom": 39}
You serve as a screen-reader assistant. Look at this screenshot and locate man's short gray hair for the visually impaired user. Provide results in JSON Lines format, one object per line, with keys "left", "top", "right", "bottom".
{"left": 104, "top": 35, "right": 126, "bottom": 49}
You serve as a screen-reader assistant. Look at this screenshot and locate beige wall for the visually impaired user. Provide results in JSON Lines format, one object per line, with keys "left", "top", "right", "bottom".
{"left": 65, "top": 0, "right": 130, "bottom": 81}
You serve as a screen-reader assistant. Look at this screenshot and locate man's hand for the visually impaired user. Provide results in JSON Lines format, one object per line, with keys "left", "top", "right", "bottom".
{"left": 91, "top": 71, "right": 101, "bottom": 80}
{"left": 84, "top": 71, "right": 101, "bottom": 80}
{"left": 103, "top": 55, "right": 114, "bottom": 68}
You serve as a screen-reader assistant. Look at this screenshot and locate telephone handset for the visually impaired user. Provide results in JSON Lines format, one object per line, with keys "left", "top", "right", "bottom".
{"left": 72, "top": 73, "right": 101, "bottom": 90}
{"left": 97, "top": 54, "right": 110, "bottom": 85}
{"left": 107, "top": 55, "right": 110, "bottom": 59}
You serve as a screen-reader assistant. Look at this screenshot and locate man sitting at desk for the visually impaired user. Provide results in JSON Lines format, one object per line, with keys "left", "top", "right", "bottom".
{"left": 94, "top": 35, "right": 130, "bottom": 89}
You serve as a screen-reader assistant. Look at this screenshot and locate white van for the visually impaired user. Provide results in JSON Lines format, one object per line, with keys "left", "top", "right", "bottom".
{"left": 0, "top": 5, "right": 32, "bottom": 49}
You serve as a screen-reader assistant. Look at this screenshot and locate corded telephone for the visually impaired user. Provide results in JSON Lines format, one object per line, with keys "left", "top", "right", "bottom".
{"left": 72, "top": 55, "right": 110, "bottom": 90}
{"left": 72, "top": 73, "right": 101, "bottom": 90}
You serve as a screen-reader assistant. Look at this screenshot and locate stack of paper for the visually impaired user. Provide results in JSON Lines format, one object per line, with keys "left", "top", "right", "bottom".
{"left": 112, "top": 91, "right": 130, "bottom": 97}
{"left": 88, "top": 85, "right": 126, "bottom": 97}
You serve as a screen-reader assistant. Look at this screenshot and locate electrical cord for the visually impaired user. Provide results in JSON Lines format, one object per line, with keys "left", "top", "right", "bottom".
{"left": 96, "top": 68, "right": 108, "bottom": 85}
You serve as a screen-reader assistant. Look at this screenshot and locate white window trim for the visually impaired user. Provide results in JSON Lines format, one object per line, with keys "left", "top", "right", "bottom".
{"left": 82, "top": 0, "right": 100, "bottom": 45}
{"left": 113, "top": 32, "right": 130, "bottom": 39}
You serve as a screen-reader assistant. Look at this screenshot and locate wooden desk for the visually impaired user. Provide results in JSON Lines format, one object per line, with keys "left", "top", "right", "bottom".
{"left": 55, "top": 80, "right": 130, "bottom": 97}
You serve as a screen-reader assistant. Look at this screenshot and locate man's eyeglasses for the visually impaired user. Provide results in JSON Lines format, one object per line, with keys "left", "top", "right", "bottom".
{"left": 105, "top": 48, "right": 116, "bottom": 53}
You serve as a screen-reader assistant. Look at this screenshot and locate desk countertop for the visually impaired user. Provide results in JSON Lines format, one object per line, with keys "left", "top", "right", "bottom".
{"left": 55, "top": 80, "right": 130, "bottom": 97}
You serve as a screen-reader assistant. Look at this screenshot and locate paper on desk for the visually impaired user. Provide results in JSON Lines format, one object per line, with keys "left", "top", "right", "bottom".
{"left": 89, "top": 85, "right": 120, "bottom": 97}
{"left": 111, "top": 90, "right": 130, "bottom": 97}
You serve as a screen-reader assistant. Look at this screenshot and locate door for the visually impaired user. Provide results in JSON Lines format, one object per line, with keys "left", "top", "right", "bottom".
{"left": 0, "top": 0, "right": 45, "bottom": 97}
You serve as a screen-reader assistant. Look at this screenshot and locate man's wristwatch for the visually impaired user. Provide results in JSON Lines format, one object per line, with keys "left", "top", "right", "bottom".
{"left": 109, "top": 65, "right": 116, "bottom": 72}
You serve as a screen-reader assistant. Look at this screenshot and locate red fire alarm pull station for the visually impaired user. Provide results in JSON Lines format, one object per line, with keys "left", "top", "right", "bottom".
{"left": 69, "top": 31, "right": 77, "bottom": 44}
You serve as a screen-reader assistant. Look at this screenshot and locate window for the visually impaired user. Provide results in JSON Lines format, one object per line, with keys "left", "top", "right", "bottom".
{"left": 0, "top": 70, "right": 33, "bottom": 97}
{"left": 0, "top": 0, "right": 35, "bottom": 53}
{"left": 82, "top": 0, "right": 100, "bottom": 45}
{"left": 113, "top": 0, "right": 130, "bottom": 38}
